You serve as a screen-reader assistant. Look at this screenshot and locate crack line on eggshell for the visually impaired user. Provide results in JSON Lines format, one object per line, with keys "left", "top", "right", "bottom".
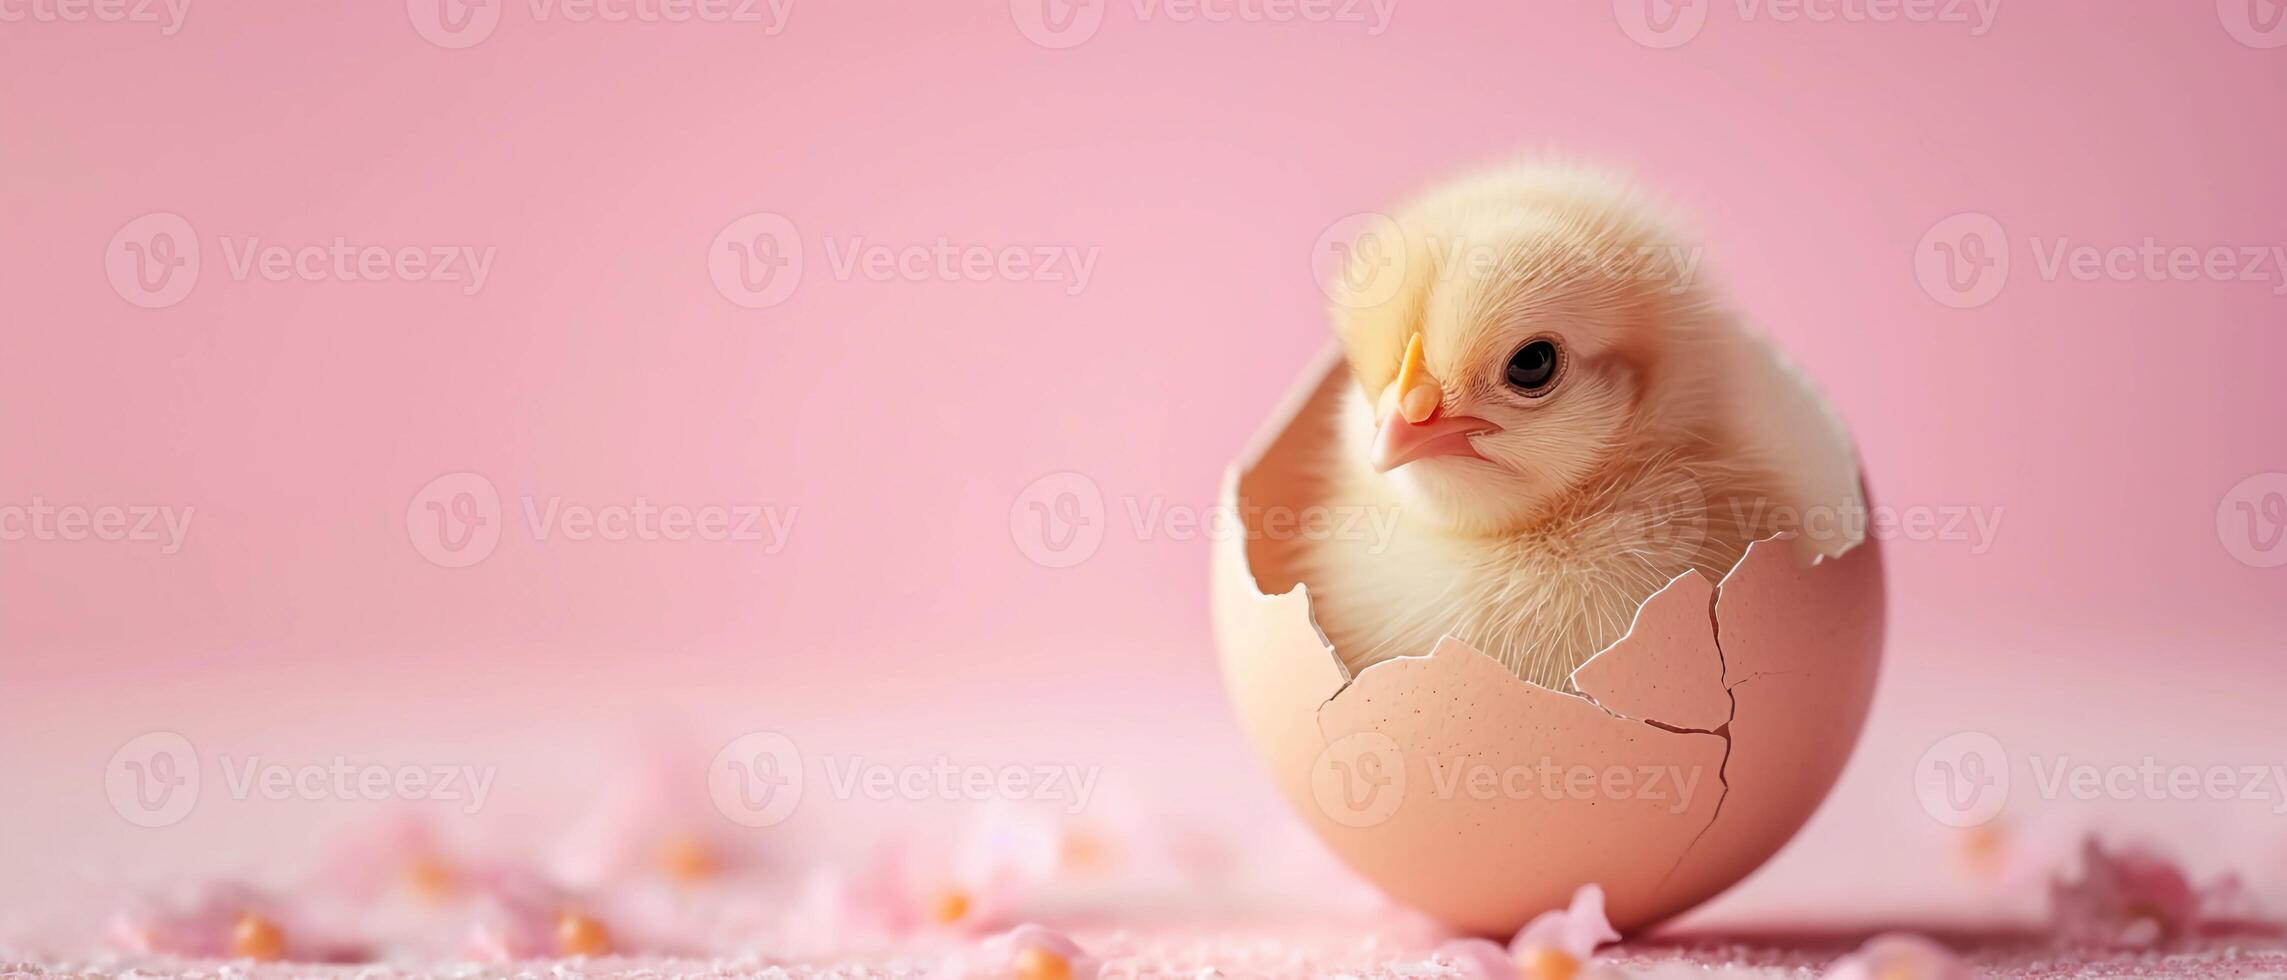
{"left": 1651, "top": 588, "right": 1739, "bottom": 900}
{"left": 1725, "top": 669, "right": 1802, "bottom": 692}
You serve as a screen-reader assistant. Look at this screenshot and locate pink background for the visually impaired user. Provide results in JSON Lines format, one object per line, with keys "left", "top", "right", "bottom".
{"left": 3, "top": 0, "right": 2284, "bottom": 937}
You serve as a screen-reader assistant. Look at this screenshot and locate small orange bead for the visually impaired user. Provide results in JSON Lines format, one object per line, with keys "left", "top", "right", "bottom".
{"left": 1519, "top": 948, "right": 1579, "bottom": 980}
{"left": 1013, "top": 945, "right": 1072, "bottom": 980}
{"left": 1960, "top": 824, "right": 2008, "bottom": 877}
{"left": 660, "top": 836, "right": 718, "bottom": 882}
{"left": 229, "top": 914, "right": 285, "bottom": 962}
{"left": 405, "top": 857, "right": 456, "bottom": 901}
{"left": 1060, "top": 831, "right": 1114, "bottom": 873}
{"left": 555, "top": 912, "right": 613, "bottom": 958}
{"left": 930, "top": 890, "right": 972, "bottom": 925}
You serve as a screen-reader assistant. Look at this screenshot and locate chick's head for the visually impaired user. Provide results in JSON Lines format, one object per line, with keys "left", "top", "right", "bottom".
{"left": 1330, "top": 164, "right": 1723, "bottom": 536}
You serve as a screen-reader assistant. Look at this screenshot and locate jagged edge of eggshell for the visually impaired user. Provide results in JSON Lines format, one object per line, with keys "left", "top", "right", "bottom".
{"left": 1221, "top": 341, "right": 1871, "bottom": 728}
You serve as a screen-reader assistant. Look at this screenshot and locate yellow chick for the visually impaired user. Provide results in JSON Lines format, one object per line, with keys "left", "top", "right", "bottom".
{"left": 1300, "top": 162, "right": 1786, "bottom": 690}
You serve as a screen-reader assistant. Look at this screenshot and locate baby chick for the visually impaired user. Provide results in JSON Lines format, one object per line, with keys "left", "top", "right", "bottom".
{"left": 1299, "top": 163, "right": 1785, "bottom": 691}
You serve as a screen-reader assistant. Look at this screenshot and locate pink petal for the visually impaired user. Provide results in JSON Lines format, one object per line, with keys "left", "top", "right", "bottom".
{"left": 2050, "top": 838, "right": 2203, "bottom": 945}
{"left": 1822, "top": 933, "right": 1973, "bottom": 980}
{"left": 996, "top": 922, "right": 1086, "bottom": 961}
{"left": 313, "top": 812, "right": 446, "bottom": 899}
{"left": 937, "top": 923, "right": 1099, "bottom": 980}
{"left": 1434, "top": 938, "right": 1516, "bottom": 979}
{"left": 109, "top": 880, "right": 364, "bottom": 963}
{"left": 860, "top": 809, "right": 1062, "bottom": 937}
{"left": 458, "top": 866, "right": 627, "bottom": 961}
{"left": 1510, "top": 883, "right": 1621, "bottom": 960}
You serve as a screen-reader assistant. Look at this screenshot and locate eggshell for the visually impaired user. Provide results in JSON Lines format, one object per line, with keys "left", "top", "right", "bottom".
{"left": 1212, "top": 342, "right": 1884, "bottom": 934}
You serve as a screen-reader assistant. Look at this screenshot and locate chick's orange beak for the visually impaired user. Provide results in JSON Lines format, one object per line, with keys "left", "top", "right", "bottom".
{"left": 1372, "top": 334, "right": 1499, "bottom": 472}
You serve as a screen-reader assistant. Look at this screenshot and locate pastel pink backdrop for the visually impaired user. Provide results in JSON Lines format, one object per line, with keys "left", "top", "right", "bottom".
{"left": 3, "top": 0, "right": 2283, "bottom": 936}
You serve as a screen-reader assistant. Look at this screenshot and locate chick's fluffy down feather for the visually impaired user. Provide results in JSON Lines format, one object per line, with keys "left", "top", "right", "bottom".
{"left": 1294, "top": 162, "right": 1786, "bottom": 691}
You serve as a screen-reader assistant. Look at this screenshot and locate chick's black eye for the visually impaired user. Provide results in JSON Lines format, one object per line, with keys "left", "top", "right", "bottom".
{"left": 1505, "top": 339, "right": 1562, "bottom": 395}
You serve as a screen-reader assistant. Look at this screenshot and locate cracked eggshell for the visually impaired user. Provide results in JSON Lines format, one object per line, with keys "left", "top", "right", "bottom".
{"left": 1211, "top": 343, "right": 1884, "bottom": 935}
